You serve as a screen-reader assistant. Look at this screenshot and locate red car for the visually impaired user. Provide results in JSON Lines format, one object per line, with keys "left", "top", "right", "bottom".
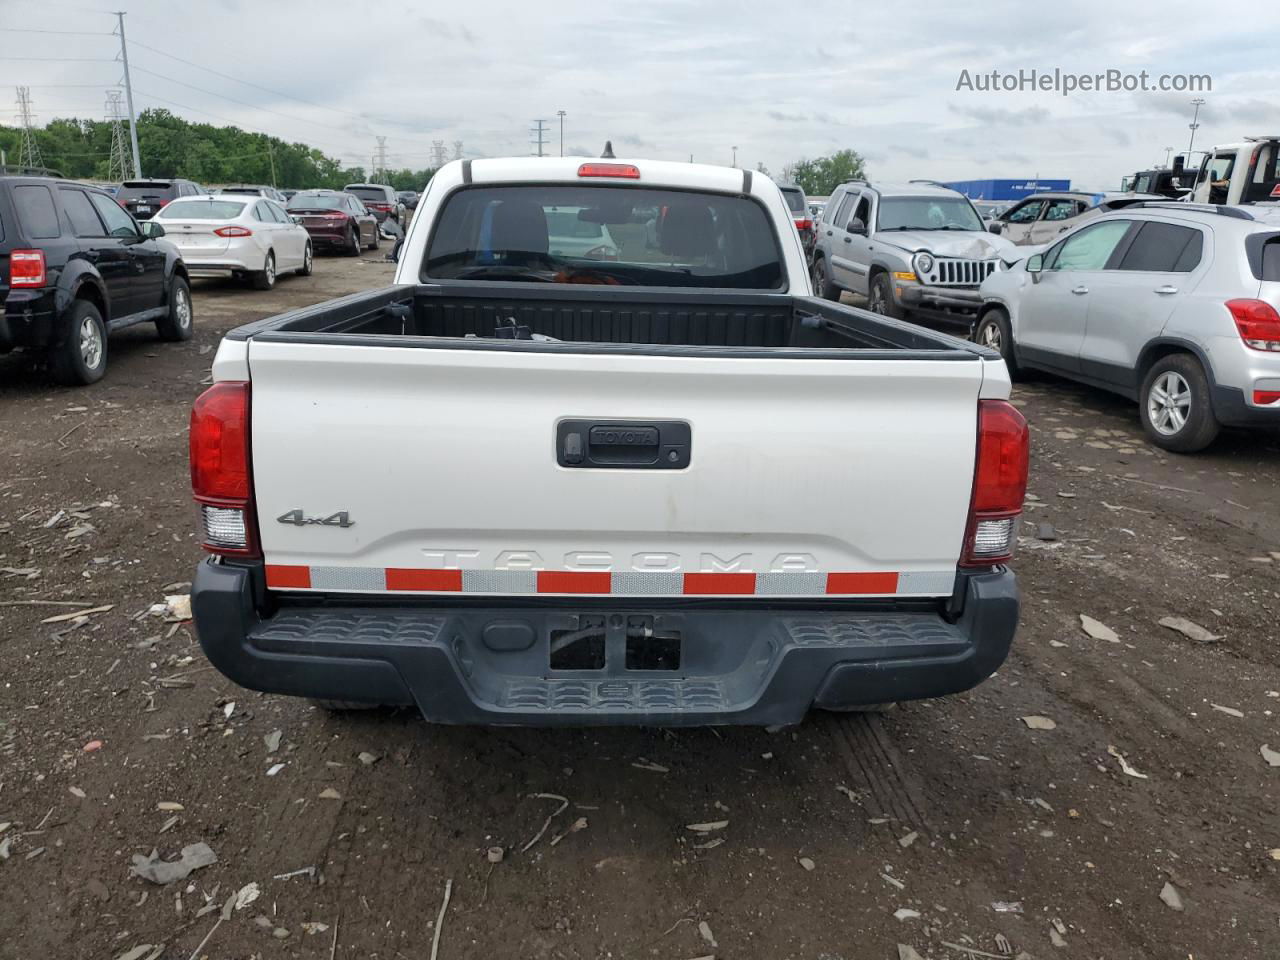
{"left": 285, "top": 190, "right": 379, "bottom": 255}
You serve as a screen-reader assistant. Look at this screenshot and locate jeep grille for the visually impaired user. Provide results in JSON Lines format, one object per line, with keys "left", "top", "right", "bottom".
{"left": 924, "top": 258, "right": 999, "bottom": 287}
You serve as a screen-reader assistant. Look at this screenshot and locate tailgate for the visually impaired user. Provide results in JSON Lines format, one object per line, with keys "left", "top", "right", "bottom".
{"left": 247, "top": 342, "right": 984, "bottom": 599}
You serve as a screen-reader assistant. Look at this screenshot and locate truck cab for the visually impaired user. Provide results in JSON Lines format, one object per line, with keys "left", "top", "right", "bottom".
{"left": 1188, "top": 137, "right": 1280, "bottom": 206}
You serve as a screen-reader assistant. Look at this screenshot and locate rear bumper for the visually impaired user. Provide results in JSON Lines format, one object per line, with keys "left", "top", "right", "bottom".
{"left": 302, "top": 226, "right": 352, "bottom": 246}
{"left": 1212, "top": 383, "right": 1280, "bottom": 428}
{"left": 1, "top": 288, "right": 58, "bottom": 350}
{"left": 192, "top": 560, "right": 1019, "bottom": 726}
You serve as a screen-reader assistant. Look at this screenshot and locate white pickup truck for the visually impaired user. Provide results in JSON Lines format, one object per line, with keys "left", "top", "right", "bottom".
{"left": 189, "top": 157, "right": 1028, "bottom": 726}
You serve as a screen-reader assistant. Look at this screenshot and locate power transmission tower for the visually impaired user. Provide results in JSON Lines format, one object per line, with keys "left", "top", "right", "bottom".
{"left": 15, "top": 87, "right": 44, "bottom": 171}
{"left": 113, "top": 11, "right": 142, "bottom": 178}
{"left": 530, "top": 119, "right": 549, "bottom": 157}
{"left": 431, "top": 140, "right": 447, "bottom": 168}
{"left": 452, "top": 140, "right": 463, "bottom": 161}
{"left": 373, "top": 136, "right": 388, "bottom": 183}
{"left": 105, "top": 90, "right": 131, "bottom": 183}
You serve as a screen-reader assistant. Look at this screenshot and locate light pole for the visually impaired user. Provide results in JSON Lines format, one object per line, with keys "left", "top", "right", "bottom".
{"left": 731, "top": 145, "right": 738, "bottom": 167}
{"left": 1187, "top": 98, "right": 1205, "bottom": 156}
{"left": 1163, "top": 146, "right": 1173, "bottom": 168}
{"left": 556, "top": 110, "right": 566, "bottom": 157}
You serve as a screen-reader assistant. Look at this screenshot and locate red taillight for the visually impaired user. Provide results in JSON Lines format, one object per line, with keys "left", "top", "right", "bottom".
{"left": 1228, "top": 298, "right": 1280, "bottom": 351}
{"left": 214, "top": 226, "right": 252, "bottom": 238}
{"left": 190, "top": 381, "right": 258, "bottom": 557}
{"left": 794, "top": 218, "right": 813, "bottom": 231}
{"left": 9, "top": 249, "right": 47, "bottom": 287}
{"left": 577, "top": 162, "right": 641, "bottom": 179}
{"left": 1255, "top": 390, "right": 1280, "bottom": 405}
{"left": 960, "top": 400, "right": 1030, "bottom": 567}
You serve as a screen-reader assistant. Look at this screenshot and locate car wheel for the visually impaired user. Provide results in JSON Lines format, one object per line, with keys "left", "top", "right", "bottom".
{"left": 347, "top": 226, "right": 361, "bottom": 257}
{"left": 155, "top": 275, "right": 194, "bottom": 342}
{"left": 298, "top": 242, "right": 313, "bottom": 276}
{"left": 369, "top": 228, "right": 380, "bottom": 251}
{"left": 253, "top": 251, "right": 276, "bottom": 290}
{"left": 1139, "top": 353, "right": 1220, "bottom": 453}
{"left": 869, "top": 272, "right": 906, "bottom": 320}
{"left": 49, "top": 299, "right": 108, "bottom": 386}
{"left": 974, "top": 308, "right": 1017, "bottom": 375}
{"left": 811, "top": 257, "right": 838, "bottom": 301}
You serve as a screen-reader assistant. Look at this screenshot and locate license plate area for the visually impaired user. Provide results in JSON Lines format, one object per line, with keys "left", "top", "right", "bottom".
{"left": 546, "top": 613, "right": 681, "bottom": 672}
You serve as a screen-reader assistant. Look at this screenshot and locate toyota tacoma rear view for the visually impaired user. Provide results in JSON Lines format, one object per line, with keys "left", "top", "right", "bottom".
{"left": 189, "top": 156, "right": 1028, "bottom": 726}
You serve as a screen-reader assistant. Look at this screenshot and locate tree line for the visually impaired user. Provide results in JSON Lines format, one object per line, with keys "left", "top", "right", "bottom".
{"left": 0, "top": 108, "right": 438, "bottom": 191}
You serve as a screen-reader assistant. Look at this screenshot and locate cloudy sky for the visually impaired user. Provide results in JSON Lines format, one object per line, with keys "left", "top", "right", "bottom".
{"left": 7, "top": 0, "right": 1280, "bottom": 189}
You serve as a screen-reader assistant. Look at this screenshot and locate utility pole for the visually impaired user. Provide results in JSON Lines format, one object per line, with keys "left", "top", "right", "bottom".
{"left": 105, "top": 89, "right": 130, "bottom": 183}
{"left": 530, "top": 119, "right": 549, "bottom": 157}
{"left": 431, "top": 140, "right": 447, "bottom": 169}
{"left": 1187, "top": 97, "right": 1205, "bottom": 156}
{"left": 452, "top": 140, "right": 463, "bottom": 161}
{"left": 15, "top": 87, "right": 44, "bottom": 171}
{"left": 267, "top": 140, "right": 277, "bottom": 187}
{"left": 113, "top": 11, "right": 142, "bottom": 178}
{"left": 731, "top": 145, "right": 738, "bottom": 167}
{"left": 556, "top": 110, "right": 566, "bottom": 157}
{"left": 374, "top": 136, "right": 388, "bottom": 183}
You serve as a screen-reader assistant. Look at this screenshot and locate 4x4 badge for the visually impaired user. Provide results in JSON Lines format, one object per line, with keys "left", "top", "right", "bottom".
{"left": 276, "top": 510, "right": 354, "bottom": 528}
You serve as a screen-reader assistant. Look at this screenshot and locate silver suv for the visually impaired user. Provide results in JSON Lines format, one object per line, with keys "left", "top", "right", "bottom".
{"left": 977, "top": 203, "right": 1280, "bottom": 452}
{"left": 810, "top": 180, "right": 1017, "bottom": 329}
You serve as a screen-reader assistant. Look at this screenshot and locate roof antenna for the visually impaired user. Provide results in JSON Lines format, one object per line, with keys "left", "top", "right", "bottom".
{"left": 600, "top": 141, "right": 615, "bottom": 159}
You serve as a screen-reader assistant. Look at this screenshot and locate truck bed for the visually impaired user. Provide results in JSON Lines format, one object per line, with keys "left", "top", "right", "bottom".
{"left": 225, "top": 282, "right": 986, "bottom": 358}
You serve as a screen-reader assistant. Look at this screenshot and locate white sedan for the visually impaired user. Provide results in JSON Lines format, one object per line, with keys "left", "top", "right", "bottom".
{"left": 153, "top": 195, "right": 313, "bottom": 289}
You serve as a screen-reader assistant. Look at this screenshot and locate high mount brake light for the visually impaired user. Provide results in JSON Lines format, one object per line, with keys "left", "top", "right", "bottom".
{"left": 1227, "top": 298, "right": 1280, "bottom": 351}
{"left": 577, "top": 163, "right": 641, "bottom": 179}
{"left": 9, "top": 249, "right": 46, "bottom": 287}
{"left": 960, "top": 400, "right": 1030, "bottom": 567}
{"left": 794, "top": 218, "right": 813, "bottom": 230}
{"left": 190, "top": 381, "right": 259, "bottom": 557}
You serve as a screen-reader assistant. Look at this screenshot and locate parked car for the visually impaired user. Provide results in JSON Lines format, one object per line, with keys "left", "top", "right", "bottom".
{"left": 777, "top": 182, "right": 814, "bottom": 257}
{"left": 286, "top": 190, "right": 379, "bottom": 255}
{"left": 992, "top": 191, "right": 1163, "bottom": 246}
{"left": 397, "top": 190, "right": 419, "bottom": 210}
{"left": 154, "top": 195, "right": 312, "bottom": 289}
{"left": 219, "top": 184, "right": 289, "bottom": 205}
{"left": 810, "top": 179, "right": 1017, "bottom": 328}
{"left": 188, "top": 156, "right": 1028, "bottom": 725}
{"left": 544, "top": 205, "right": 618, "bottom": 259}
{"left": 116, "top": 178, "right": 202, "bottom": 220}
{"left": 344, "top": 183, "right": 405, "bottom": 224}
{"left": 976, "top": 203, "right": 1280, "bottom": 452}
{"left": 0, "top": 175, "right": 192, "bottom": 385}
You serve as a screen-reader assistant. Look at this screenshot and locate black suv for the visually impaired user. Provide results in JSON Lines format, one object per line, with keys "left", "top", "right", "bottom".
{"left": 1, "top": 176, "right": 192, "bottom": 385}
{"left": 116, "top": 178, "right": 202, "bottom": 220}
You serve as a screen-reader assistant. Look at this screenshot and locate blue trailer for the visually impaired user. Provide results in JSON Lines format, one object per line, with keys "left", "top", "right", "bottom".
{"left": 942, "top": 178, "right": 1071, "bottom": 201}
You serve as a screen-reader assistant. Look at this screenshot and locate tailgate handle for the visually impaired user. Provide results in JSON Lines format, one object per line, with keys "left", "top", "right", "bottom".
{"left": 557, "top": 420, "right": 691, "bottom": 470}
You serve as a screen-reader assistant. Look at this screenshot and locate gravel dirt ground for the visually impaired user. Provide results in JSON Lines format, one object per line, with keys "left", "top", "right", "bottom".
{"left": 2, "top": 261, "right": 1279, "bottom": 960}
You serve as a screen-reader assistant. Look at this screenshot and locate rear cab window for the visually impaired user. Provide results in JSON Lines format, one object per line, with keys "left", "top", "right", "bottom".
{"left": 14, "top": 184, "right": 62, "bottom": 239}
{"left": 422, "top": 185, "right": 785, "bottom": 289}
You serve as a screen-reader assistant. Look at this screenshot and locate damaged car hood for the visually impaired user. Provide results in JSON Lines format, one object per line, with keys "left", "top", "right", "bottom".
{"left": 877, "top": 230, "right": 1018, "bottom": 259}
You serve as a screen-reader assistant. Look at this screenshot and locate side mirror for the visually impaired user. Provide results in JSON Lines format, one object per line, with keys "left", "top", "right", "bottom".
{"left": 141, "top": 220, "right": 166, "bottom": 239}
{"left": 987, "top": 221, "right": 1004, "bottom": 235}
{"left": 290, "top": 215, "right": 302, "bottom": 224}
{"left": 847, "top": 217, "right": 867, "bottom": 235}
{"left": 1026, "top": 253, "right": 1044, "bottom": 281}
